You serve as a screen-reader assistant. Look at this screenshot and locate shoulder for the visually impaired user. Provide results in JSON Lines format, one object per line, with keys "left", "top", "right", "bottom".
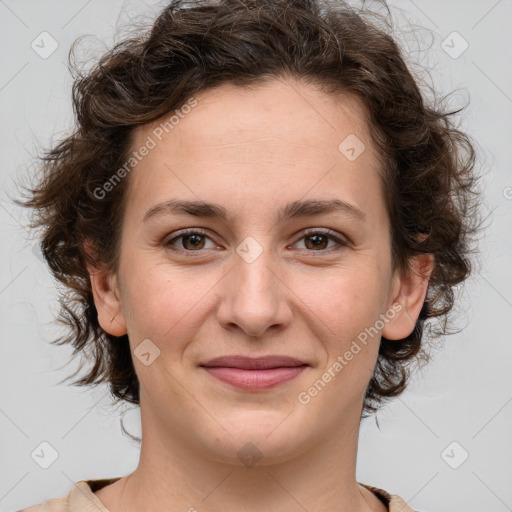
{"left": 360, "top": 482, "right": 420, "bottom": 512}
{"left": 19, "top": 495, "right": 68, "bottom": 512}
{"left": 18, "top": 478, "right": 121, "bottom": 512}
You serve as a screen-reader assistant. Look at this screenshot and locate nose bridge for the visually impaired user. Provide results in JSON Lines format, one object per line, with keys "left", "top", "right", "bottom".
{"left": 236, "top": 245, "right": 278, "bottom": 303}
{"left": 216, "top": 237, "right": 292, "bottom": 337}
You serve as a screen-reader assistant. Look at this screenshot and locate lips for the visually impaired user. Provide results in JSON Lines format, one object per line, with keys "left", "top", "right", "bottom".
{"left": 200, "top": 355, "right": 307, "bottom": 370}
{"left": 199, "top": 355, "right": 308, "bottom": 390}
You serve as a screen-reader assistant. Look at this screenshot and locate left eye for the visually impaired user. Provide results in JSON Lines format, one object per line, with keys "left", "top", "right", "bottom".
{"left": 166, "top": 230, "right": 217, "bottom": 251}
{"left": 165, "top": 229, "right": 347, "bottom": 254}
{"left": 292, "top": 230, "right": 347, "bottom": 251}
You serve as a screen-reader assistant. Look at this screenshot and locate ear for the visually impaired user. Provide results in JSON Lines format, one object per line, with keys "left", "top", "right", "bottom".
{"left": 382, "top": 252, "right": 434, "bottom": 341}
{"left": 83, "top": 240, "right": 127, "bottom": 337}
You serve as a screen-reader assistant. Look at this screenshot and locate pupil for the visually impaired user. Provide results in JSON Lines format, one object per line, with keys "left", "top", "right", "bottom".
{"left": 185, "top": 234, "right": 204, "bottom": 249}
{"left": 307, "top": 234, "right": 327, "bottom": 250}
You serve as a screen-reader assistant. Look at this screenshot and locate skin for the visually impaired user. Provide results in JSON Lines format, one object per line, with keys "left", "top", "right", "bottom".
{"left": 87, "top": 76, "right": 433, "bottom": 512}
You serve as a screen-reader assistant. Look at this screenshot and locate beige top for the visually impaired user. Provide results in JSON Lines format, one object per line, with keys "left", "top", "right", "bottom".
{"left": 19, "top": 478, "right": 416, "bottom": 512}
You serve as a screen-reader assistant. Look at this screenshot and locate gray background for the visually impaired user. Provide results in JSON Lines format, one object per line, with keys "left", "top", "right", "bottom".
{"left": 0, "top": 1, "right": 511, "bottom": 511}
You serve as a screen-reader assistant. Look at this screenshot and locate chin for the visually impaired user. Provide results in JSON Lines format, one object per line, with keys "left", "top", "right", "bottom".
{"left": 197, "top": 415, "right": 315, "bottom": 468}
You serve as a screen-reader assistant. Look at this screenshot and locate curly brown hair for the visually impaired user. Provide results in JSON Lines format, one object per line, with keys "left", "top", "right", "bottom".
{"left": 15, "top": 0, "right": 482, "bottom": 418}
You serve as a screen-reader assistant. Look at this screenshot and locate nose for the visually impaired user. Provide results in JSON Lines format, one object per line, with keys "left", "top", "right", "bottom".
{"left": 215, "top": 247, "right": 293, "bottom": 338}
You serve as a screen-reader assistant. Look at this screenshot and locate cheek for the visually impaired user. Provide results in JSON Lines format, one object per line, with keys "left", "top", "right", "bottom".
{"left": 295, "top": 263, "right": 388, "bottom": 373}
{"left": 298, "top": 263, "right": 385, "bottom": 328}
{"left": 120, "top": 259, "right": 217, "bottom": 343}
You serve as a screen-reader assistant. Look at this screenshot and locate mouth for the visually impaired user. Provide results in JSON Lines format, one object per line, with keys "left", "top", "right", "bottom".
{"left": 199, "top": 355, "right": 309, "bottom": 391}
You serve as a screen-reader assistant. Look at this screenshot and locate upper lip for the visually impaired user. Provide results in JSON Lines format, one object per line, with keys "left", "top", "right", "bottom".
{"left": 200, "top": 355, "right": 308, "bottom": 370}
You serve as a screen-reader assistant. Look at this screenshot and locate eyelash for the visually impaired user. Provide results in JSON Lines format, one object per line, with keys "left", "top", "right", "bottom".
{"left": 164, "top": 228, "right": 348, "bottom": 256}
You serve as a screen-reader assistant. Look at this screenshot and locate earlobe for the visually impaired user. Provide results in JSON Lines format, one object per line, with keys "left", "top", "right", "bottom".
{"left": 382, "top": 253, "right": 434, "bottom": 341}
{"left": 84, "top": 242, "right": 127, "bottom": 337}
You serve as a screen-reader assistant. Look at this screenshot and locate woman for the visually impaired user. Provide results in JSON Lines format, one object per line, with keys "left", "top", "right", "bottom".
{"left": 17, "top": 0, "right": 481, "bottom": 510}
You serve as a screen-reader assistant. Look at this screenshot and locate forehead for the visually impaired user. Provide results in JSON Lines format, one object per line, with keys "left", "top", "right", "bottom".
{"left": 125, "top": 77, "right": 386, "bottom": 224}
{"left": 139, "top": 77, "right": 372, "bottom": 150}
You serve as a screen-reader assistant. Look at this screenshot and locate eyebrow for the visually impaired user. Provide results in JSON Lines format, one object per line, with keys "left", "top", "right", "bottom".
{"left": 143, "top": 198, "right": 366, "bottom": 224}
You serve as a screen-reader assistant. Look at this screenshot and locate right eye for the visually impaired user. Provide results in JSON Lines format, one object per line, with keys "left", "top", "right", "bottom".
{"left": 165, "top": 229, "right": 219, "bottom": 254}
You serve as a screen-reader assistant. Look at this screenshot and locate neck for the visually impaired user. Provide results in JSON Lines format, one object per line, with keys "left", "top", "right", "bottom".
{"left": 98, "top": 402, "right": 386, "bottom": 512}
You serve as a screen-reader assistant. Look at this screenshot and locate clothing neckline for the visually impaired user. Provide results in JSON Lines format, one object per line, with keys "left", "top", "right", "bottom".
{"left": 73, "top": 477, "right": 413, "bottom": 512}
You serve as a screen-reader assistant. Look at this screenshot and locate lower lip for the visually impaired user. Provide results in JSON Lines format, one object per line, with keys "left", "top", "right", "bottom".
{"left": 201, "top": 366, "right": 307, "bottom": 390}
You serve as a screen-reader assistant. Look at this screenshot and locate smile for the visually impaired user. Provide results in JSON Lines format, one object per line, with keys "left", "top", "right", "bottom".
{"left": 199, "top": 355, "right": 309, "bottom": 390}
{"left": 201, "top": 366, "right": 307, "bottom": 390}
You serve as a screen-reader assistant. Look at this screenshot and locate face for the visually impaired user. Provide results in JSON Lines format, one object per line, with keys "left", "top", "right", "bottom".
{"left": 90, "top": 76, "right": 429, "bottom": 465}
